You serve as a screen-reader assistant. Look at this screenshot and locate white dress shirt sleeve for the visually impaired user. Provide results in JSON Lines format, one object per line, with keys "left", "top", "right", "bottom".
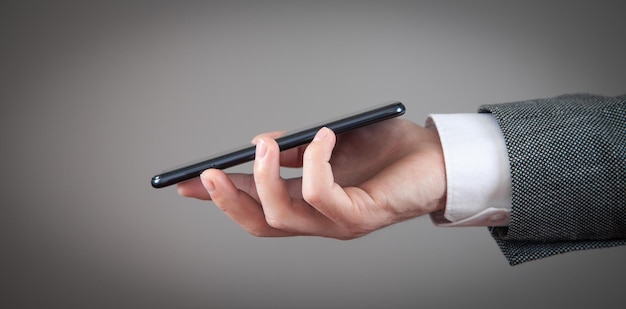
{"left": 426, "top": 113, "right": 512, "bottom": 227}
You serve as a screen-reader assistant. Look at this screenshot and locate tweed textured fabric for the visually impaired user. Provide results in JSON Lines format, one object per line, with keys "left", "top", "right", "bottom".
{"left": 479, "top": 94, "right": 626, "bottom": 265}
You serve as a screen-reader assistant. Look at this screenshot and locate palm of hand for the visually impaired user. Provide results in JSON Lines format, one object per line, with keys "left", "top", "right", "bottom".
{"left": 326, "top": 119, "right": 446, "bottom": 231}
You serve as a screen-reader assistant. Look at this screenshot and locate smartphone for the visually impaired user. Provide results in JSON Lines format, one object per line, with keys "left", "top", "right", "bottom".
{"left": 151, "top": 101, "right": 406, "bottom": 188}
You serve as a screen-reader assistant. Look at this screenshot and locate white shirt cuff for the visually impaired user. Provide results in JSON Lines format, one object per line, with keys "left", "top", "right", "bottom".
{"left": 426, "top": 113, "right": 512, "bottom": 227}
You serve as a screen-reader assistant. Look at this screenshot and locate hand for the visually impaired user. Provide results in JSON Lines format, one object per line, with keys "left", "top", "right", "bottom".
{"left": 177, "top": 118, "right": 447, "bottom": 239}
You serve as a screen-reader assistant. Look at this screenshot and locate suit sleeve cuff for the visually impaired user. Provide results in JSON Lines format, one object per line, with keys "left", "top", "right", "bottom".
{"left": 426, "top": 113, "right": 512, "bottom": 227}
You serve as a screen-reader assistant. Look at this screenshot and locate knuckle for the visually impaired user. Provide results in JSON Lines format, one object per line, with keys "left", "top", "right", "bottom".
{"left": 302, "top": 145, "right": 317, "bottom": 161}
{"left": 264, "top": 214, "right": 289, "bottom": 230}
{"left": 302, "top": 189, "right": 323, "bottom": 206}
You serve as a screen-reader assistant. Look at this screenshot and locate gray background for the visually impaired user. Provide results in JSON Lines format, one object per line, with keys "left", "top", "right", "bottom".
{"left": 1, "top": 0, "right": 624, "bottom": 308}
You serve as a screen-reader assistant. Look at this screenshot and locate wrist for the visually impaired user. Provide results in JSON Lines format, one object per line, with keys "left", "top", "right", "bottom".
{"left": 424, "top": 125, "right": 447, "bottom": 214}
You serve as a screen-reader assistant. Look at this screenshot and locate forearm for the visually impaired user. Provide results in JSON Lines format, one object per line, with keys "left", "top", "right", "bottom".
{"left": 427, "top": 94, "right": 626, "bottom": 265}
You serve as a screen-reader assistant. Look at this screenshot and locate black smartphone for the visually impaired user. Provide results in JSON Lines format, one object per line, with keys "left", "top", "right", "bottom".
{"left": 151, "top": 101, "right": 406, "bottom": 188}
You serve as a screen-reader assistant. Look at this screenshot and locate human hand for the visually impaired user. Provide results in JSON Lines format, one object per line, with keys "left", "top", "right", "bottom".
{"left": 177, "top": 118, "right": 446, "bottom": 239}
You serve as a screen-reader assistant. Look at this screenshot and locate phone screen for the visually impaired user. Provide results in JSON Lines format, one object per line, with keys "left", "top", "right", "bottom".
{"left": 151, "top": 101, "right": 406, "bottom": 188}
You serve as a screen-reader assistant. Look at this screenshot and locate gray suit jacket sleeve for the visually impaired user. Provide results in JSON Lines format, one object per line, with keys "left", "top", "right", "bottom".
{"left": 478, "top": 94, "right": 626, "bottom": 265}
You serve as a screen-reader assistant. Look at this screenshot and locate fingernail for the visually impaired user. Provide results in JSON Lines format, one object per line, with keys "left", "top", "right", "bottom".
{"left": 256, "top": 139, "right": 267, "bottom": 159}
{"left": 205, "top": 180, "right": 216, "bottom": 193}
{"left": 313, "top": 127, "right": 328, "bottom": 141}
{"left": 200, "top": 171, "right": 216, "bottom": 193}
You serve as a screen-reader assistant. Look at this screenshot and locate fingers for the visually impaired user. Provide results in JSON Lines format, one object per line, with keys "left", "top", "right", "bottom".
{"left": 302, "top": 128, "right": 356, "bottom": 223}
{"left": 251, "top": 130, "right": 306, "bottom": 168}
{"left": 176, "top": 129, "right": 289, "bottom": 200}
{"left": 177, "top": 177, "right": 212, "bottom": 200}
{"left": 253, "top": 135, "right": 338, "bottom": 235}
{"left": 180, "top": 127, "right": 364, "bottom": 238}
{"left": 200, "top": 169, "right": 293, "bottom": 237}
{"left": 253, "top": 138, "right": 293, "bottom": 225}
{"left": 177, "top": 173, "right": 260, "bottom": 201}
